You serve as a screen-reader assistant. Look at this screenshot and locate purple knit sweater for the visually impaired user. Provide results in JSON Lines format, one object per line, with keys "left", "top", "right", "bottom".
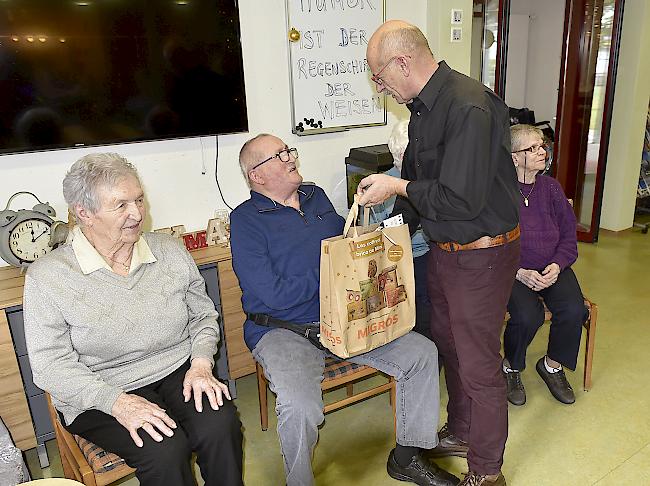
{"left": 518, "top": 175, "right": 578, "bottom": 271}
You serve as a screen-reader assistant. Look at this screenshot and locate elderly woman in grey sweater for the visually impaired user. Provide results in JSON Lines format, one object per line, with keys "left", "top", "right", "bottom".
{"left": 23, "top": 153, "right": 243, "bottom": 486}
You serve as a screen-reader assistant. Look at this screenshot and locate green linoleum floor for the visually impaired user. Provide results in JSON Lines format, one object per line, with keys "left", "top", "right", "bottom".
{"left": 24, "top": 228, "right": 650, "bottom": 485}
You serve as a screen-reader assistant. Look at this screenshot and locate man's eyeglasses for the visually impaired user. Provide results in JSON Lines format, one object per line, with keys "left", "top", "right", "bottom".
{"left": 513, "top": 143, "right": 546, "bottom": 154}
{"left": 371, "top": 55, "right": 410, "bottom": 86}
{"left": 250, "top": 147, "right": 299, "bottom": 171}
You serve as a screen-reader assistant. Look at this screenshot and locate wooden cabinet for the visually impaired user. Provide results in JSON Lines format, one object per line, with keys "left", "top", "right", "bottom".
{"left": 192, "top": 246, "right": 256, "bottom": 379}
{"left": 0, "top": 245, "right": 255, "bottom": 456}
{"left": 217, "top": 259, "right": 255, "bottom": 379}
{"left": 0, "top": 308, "right": 37, "bottom": 451}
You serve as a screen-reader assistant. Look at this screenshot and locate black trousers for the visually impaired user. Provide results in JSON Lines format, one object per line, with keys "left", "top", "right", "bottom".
{"left": 413, "top": 252, "right": 433, "bottom": 340}
{"left": 64, "top": 360, "right": 243, "bottom": 486}
{"left": 504, "top": 267, "right": 587, "bottom": 371}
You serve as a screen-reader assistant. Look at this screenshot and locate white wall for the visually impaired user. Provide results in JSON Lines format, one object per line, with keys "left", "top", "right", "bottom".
{"left": 504, "top": 14, "right": 529, "bottom": 109}
{"left": 427, "top": 0, "right": 473, "bottom": 75}
{"left": 522, "top": 0, "right": 565, "bottom": 127}
{"left": 0, "top": 0, "right": 433, "bottom": 267}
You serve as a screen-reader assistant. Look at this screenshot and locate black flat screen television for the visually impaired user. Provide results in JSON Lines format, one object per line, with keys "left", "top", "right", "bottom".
{"left": 0, "top": 0, "right": 248, "bottom": 155}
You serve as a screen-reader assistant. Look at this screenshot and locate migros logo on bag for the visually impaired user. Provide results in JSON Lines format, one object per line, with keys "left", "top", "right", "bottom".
{"left": 350, "top": 235, "right": 384, "bottom": 259}
{"left": 357, "top": 313, "right": 399, "bottom": 339}
{"left": 320, "top": 326, "right": 342, "bottom": 346}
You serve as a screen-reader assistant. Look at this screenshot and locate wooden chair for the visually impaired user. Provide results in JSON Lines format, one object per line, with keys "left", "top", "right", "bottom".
{"left": 45, "top": 394, "right": 135, "bottom": 486}
{"left": 568, "top": 297, "right": 597, "bottom": 391}
{"left": 256, "top": 357, "right": 396, "bottom": 431}
{"left": 505, "top": 297, "right": 597, "bottom": 391}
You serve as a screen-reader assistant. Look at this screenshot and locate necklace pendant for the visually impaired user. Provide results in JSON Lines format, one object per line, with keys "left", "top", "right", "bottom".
{"left": 524, "top": 198, "right": 529, "bottom": 207}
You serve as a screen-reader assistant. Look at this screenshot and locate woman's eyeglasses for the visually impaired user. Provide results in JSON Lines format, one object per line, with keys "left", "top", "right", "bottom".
{"left": 513, "top": 143, "right": 546, "bottom": 154}
{"left": 250, "top": 147, "right": 299, "bottom": 171}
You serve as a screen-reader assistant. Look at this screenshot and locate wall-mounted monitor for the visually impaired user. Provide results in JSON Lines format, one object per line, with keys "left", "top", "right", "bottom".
{"left": 0, "top": 0, "right": 248, "bottom": 155}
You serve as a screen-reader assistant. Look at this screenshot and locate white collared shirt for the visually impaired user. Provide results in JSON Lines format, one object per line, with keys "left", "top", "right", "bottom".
{"left": 70, "top": 226, "right": 157, "bottom": 275}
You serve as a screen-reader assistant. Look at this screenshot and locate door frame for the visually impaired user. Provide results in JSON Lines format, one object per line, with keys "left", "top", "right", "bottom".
{"left": 553, "top": 0, "right": 625, "bottom": 242}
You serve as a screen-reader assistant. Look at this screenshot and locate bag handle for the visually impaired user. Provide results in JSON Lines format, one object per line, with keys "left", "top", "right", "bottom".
{"left": 343, "top": 195, "right": 371, "bottom": 237}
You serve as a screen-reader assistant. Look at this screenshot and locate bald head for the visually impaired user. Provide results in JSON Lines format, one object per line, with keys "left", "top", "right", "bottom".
{"left": 367, "top": 20, "right": 437, "bottom": 103}
{"left": 367, "top": 20, "right": 434, "bottom": 65}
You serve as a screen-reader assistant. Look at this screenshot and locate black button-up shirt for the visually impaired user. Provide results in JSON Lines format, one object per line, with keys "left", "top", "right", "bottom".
{"left": 394, "top": 61, "right": 519, "bottom": 245}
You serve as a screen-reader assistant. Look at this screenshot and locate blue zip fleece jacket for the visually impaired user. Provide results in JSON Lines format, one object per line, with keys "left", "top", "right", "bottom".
{"left": 230, "top": 184, "right": 345, "bottom": 351}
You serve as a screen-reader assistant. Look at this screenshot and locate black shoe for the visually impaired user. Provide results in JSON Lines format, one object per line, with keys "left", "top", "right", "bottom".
{"left": 427, "top": 423, "right": 468, "bottom": 458}
{"left": 536, "top": 357, "right": 575, "bottom": 404}
{"left": 504, "top": 370, "right": 526, "bottom": 406}
{"left": 387, "top": 449, "right": 460, "bottom": 486}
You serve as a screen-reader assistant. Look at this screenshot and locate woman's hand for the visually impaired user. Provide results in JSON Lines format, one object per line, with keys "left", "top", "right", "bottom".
{"left": 111, "top": 393, "right": 177, "bottom": 447}
{"left": 541, "top": 263, "right": 561, "bottom": 287}
{"left": 516, "top": 268, "right": 548, "bottom": 291}
{"left": 183, "top": 357, "right": 231, "bottom": 412}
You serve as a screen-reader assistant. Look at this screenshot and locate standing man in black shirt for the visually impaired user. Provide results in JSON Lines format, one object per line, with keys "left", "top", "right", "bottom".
{"left": 358, "top": 20, "right": 520, "bottom": 486}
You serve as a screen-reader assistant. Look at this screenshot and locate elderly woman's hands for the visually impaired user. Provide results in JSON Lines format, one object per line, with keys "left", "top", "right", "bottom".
{"left": 517, "top": 263, "right": 560, "bottom": 291}
{"left": 183, "top": 357, "right": 232, "bottom": 413}
{"left": 516, "top": 268, "right": 548, "bottom": 291}
{"left": 541, "top": 263, "right": 560, "bottom": 286}
{"left": 112, "top": 393, "right": 177, "bottom": 447}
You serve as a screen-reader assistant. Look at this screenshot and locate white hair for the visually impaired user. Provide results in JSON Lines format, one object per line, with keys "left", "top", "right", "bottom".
{"left": 63, "top": 153, "right": 140, "bottom": 214}
{"left": 238, "top": 133, "right": 272, "bottom": 188}
{"left": 510, "top": 124, "right": 544, "bottom": 152}
{"left": 387, "top": 120, "right": 409, "bottom": 171}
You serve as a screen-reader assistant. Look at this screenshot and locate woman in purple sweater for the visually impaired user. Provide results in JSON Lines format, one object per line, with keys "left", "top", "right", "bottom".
{"left": 503, "top": 124, "right": 588, "bottom": 406}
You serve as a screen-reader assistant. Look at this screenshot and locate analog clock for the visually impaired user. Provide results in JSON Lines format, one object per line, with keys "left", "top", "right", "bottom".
{"left": 0, "top": 192, "right": 58, "bottom": 268}
{"left": 8, "top": 218, "right": 53, "bottom": 264}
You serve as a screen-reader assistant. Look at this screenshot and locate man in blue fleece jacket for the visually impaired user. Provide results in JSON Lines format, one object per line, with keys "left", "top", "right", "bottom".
{"left": 230, "top": 134, "right": 458, "bottom": 486}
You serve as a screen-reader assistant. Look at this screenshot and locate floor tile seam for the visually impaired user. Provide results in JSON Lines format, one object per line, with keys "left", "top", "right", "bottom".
{"left": 591, "top": 441, "right": 650, "bottom": 484}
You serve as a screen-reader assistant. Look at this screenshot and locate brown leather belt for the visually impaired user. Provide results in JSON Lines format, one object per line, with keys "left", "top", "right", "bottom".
{"left": 436, "top": 225, "right": 520, "bottom": 252}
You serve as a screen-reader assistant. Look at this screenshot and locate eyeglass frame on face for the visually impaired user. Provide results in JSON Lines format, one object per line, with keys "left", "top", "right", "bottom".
{"left": 512, "top": 142, "right": 546, "bottom": 154}
{"left": 371, "top": 55, "right": 410, "bottom": 86}
{"left": 249, "top": 147, "right": 299, "bottom": 172}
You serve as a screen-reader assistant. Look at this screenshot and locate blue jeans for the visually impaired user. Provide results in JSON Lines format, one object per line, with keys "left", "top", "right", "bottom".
{"left": 252, "top": 329, "right": 440, "bottom": 486}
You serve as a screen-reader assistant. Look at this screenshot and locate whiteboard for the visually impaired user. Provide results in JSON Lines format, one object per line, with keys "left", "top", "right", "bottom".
{"left": 285, "top": 0, "right": 386, "bottom": 135}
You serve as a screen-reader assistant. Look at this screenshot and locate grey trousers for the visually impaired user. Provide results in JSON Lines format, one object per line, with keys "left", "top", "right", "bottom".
{"left": 252, "top": 329, "right": 441, "bottom": 486}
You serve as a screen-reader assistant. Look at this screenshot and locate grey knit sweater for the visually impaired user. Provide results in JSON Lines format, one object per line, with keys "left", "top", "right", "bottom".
{"left": 23, "top": 232, "right": 220, "bottom": 425}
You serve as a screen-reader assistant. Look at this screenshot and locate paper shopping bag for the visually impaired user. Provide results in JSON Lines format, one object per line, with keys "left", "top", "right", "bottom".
{"left": 319, "top": 199, "right": 415, "bottom": 358}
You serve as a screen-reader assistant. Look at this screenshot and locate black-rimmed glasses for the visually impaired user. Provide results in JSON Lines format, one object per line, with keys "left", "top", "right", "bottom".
{"left": 513, "top": 143, "right": 546, "bottom": 154}
{"left": 250, "top": 147, "right": 299, "bottom": 171}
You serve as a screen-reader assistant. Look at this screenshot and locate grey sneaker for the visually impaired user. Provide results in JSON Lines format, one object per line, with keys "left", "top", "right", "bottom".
{"left": 536, "top": 357, "right": 575, "bottom": 404}
{"left": 504, "top": 370, "right": 526, "bottom": 406}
